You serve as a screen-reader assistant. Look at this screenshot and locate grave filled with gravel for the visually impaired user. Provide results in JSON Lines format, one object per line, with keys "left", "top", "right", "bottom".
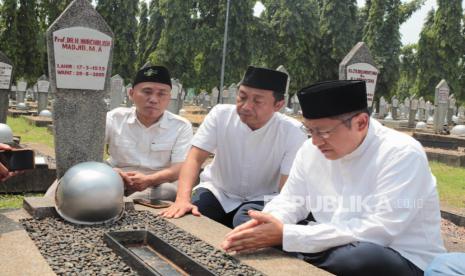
{"left": 21, "top": 210, "right": 263, "bottom": 276}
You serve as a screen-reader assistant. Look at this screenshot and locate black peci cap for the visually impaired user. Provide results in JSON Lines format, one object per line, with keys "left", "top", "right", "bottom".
{"left": 297, "top": 80, "right": 367, "bottom": 119}
{"left": 133, "top": 66, "right": 172, "bottom": 88}
{"left": 241, "top": 66, "right": 288, "bottom": 94}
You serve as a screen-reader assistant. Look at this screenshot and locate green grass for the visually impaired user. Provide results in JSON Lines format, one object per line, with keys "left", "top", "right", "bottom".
{"left": 430, "top": 161, "right": 465, "bottom": 209}
{"left": 0, "top": 193, "right": 43, "bottom": 209}
{"left": 6, "top": 116, "right": 54, "bottom": 148}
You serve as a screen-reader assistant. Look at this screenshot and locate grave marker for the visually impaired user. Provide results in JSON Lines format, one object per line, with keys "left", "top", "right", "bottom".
{"left": 16, "top": 79, "right": 27, "bottom": 104}
{"left": 37, "top": 75, "right": 50, "bottom": 114}
{"left": 0, "top": 52, "right": 13, "bottom": 123}
{"left": 276, "top": 65, "right": 290, "bottom": 112}
{"left": 378, "top": 96, "right": 386, "bottom": 119}
{"left": 433, "top": 80, "right": 449, "bottom": 133}
{"left": 109, "top": 74, "right": 124, "bottom": 110}
{"left": 447, "top": 94, "right": 456, "bottom": 126}
{"left": 391, "top": 96, "right": 399, "bottom": 120}
{"left": 47, "top": 0, "right": 114, "bottom": 178}
{"left": 339, "top": 42, "right": 379, "bottom": 109}
{"left": 408, "top": 96, "right": 418, "bottom": 128}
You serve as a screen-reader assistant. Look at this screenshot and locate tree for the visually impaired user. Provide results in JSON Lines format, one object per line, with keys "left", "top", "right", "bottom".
{"left": 16, "top": 0, "right": 43, "bottom": 81}
{"left": 257, "top": 0, "right": 320, "bottom": 94}
{"left": 395, "top": 44, "right": 418, "bottom": 98}
{"left": 96, "top": 0, "right": 139, "bottom": 82}
{"left": 430, "top": 0, "right": 463, "bottom": 101}
{"left": 135, "top": 1, "right": 148, "bottom": 70}
{"left": 414, "top": 9, "right": 438, "bottom": 101}
{"left": 319, "top": 0, "right": 358, "bottom": 80}
{"left": 415, "top": 1, "right": 463, "bottom": 101}
{"left": 363, "top": 0, "right": 423, "bottom": 100}
{"left": 143, "top": 0, "right": 164, "bottom": 70}
{"left": 0, "top": 0, "right": 20, "bottom": 80}
{"left": 151, "top": 1, "right": 196, "bottom": 86}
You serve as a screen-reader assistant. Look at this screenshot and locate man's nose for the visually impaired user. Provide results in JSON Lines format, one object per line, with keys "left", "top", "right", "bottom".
{"left": 311, "top": 133, "right": 325, "bottom": 146}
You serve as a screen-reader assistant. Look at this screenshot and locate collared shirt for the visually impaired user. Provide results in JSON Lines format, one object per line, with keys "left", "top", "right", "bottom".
{"left": 263, "top": 118, "right": 446, "bottom": 270}
{"left": 105, "top": 107, "right": 193, "bottom": 173}
{"left": 192, "top": 104, "right": 307, "bottom": 212}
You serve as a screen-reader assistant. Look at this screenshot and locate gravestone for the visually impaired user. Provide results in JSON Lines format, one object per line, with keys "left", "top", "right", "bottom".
{"left": 32, "top": 83, "right": 38, "bottom": 102}
{"left": 125, "top": 83, "right": 132, "bottom": 107}
{"left": 457, "top": 106, "right": 465, "bottom": 125}
{"left": 399, "top": 103, "right": 405, "bottom": 120}
{"left": 204, "top": 93, "right": 211, "bottom": 109}
{"left": 339, "top": 42, "right": 379, "bottom": 110}
{"left": 47, "top": 0, "right": 114, "bottom": 178}
{"left": 109, "top": 74, "right": 124, "bottom": 110}
{"left": 211, "top": 87, "right": 219, "bottom": 107}
{"left": 10, "top": 85, "right": 16, "bottom": 100}
{"left": 402, "top": 98, "right": 410, "bottom": 120}
{"left": 227, "top": 83, "right": 237, "bottom": 104}
{"left": 408, "top": 96, "right": 418, "bottom": 128}
{"left": 167, "top": 79, "right": 181, "bottom": 114}
{"left": 391, "top": 96, "right": 399, "bottom": 120}
{"left": 418, "top": 97, "right": 426, "bottom": 121}
{"left": 276, "top": 65, "right": 290, "bottom": 112}
{"left": 179, "top": 87, "right": 185, "bottom": 112}
{"left": 16, "top": 79, "right": 27, "bottom": 104}
{"left": 433, "top": 80, "right": 449, "bottom": 134}
{"left": 378, "top": 96, "right": 386, "bottom": 119}
{"left": 221, "top": 86, "right": 229, "bottom": 104}
{"left": 447, "top": 94, "right": 456, "bottom": 126}
{"left": 37, "top": 75, "right": 50, "bottom": 114}
{"left": 291, "top": 94, "right": 300, "bottom": 114}
{"left": 0, "top": 52, "right": 13, "bottom": 123}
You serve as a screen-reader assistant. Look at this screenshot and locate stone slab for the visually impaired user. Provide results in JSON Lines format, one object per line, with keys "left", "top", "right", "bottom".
{"left": 0, "top": 143, "right": 57, "bottom": 194}
{"left": 23, "top": 196, "right": 135, "bottom": 220}
{"left": 143, "top": 206, "right": 331, "bottom": 276}
{"left": 0, "top": 209, "right": 55, "bottom": 276}
{"left": 24, "top": 115, "right": 53, "bottom": 127}
{"left": 7, "top": 109, "right": 32, "bottom": 117}
{"left": 424, "top": 147, "right": 465, "bottom": 168}
{"left": 413, "top": 132, "right": 465, "bottom": 150}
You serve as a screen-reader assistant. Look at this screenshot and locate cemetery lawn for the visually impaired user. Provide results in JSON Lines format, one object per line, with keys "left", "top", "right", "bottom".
{"left": 430, "top": 162, "right": 465, "bottom": 209}
{"left": 0, "top": 193, "right": 43, "bottom": 209}
{"left": 7, "top": 116, "right": 54, "bottom": 148}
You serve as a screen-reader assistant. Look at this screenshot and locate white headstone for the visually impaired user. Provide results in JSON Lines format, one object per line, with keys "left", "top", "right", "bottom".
{"left": 339, "top": 42, "right": 379, "bottom": 108}
{"left": 433, "top": 80, "right": 449, "bottom": 133}
{"left": 109, "top": 74, "right": 124, "bottom": 110}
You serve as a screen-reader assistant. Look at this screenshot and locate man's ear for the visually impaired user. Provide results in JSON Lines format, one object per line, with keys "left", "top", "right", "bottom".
{"left": 128, "top": 88, "right": 134, "bottom": 100}
{"left": 356, "top": 113, "right": 370, "bottom": 130}
{"left": 274, "top": 99, "right": 285, "bottom": 111}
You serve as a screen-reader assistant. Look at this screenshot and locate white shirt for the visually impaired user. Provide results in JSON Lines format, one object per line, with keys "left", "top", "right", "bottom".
{"left": 263, "top": 119, "right": 445, "bottom": 270}
{"left": 192, "top": 104, "right": 307, "bottom": 212}
{"left": 263, "top": 119, "right": 446, "bottom": 270}
{"left": 105, "top": 107, "right": 193, "bottom": 173}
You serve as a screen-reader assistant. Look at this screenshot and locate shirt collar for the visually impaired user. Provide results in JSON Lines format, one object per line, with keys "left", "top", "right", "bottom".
{"left": 341, "top": 118, "right": 374, "bottom": 161}
{"left": 128, "top": 107, "right": 170, "bottom": 129}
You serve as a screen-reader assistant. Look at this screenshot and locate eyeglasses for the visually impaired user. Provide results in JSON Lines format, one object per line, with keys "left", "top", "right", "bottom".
{"left": 300, "top": 115, "right": 356, "bottom": 139}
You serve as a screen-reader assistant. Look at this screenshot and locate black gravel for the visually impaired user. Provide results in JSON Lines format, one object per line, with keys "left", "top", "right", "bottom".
{"left": 21, "top": 210, "right": 263, "bottom": 276}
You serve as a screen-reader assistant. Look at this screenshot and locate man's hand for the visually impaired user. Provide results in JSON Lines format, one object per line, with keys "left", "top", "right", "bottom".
{"left": 0, "top": 143, "right": 14, "bottom": 182}
{"left": 124, "top": 171, "right": 152, "bottom": 192}
{"left": 160, "top": 199, "right": 201, "bottom": 218}
{"left": 221, "top": 210, "right": 283, "bottom": 253}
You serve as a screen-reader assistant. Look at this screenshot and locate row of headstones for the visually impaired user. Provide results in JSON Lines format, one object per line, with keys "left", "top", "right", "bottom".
{"left": 375, "top": 84, "right": 465, "bottom": 129}
{"left": 377, "top": 96, "right": 465, "bottom": 124}
{"left": 8, "top": 76, "right": 51, "bottom": 113}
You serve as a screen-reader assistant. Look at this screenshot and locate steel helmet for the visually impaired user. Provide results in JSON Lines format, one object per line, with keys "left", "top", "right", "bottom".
{"left": 451, "top": 125, "right": 465, "bottom": 137}
{"left": 39, "top": 109, "right": 52, "bottom": 118}
{"left": 16, "top": 102, "right": 28, "bottom": 110}
{"left": 0, "top": 123, "right": 14, "bottom": 144}
{"left": 55, "top": 162, "right": 124, "bottom": 225}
